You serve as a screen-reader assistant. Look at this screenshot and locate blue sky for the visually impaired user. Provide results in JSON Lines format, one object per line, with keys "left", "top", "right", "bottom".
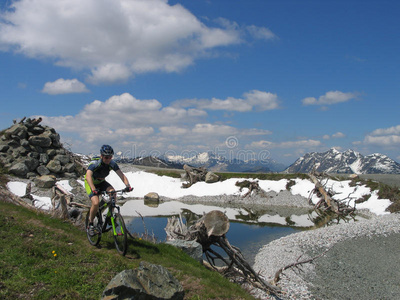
{"left": 1, "top": 0, "right": 399, "bottom": 165}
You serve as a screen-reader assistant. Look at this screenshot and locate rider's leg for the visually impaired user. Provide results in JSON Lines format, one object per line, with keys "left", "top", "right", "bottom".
{"left": 89, "top": 195, "right": 100, "bottom": 223}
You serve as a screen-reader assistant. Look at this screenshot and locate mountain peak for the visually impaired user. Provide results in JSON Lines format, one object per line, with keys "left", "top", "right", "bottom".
{"left": 285, "top": 149, "right": 400, "bottom": 174}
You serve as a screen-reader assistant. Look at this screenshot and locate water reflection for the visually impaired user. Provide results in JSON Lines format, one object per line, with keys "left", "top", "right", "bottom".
{"left": 120, "top": 199, "right": 368, "bottom": 263}
{"left": 120, "top": 199, "right": 314, "bottom": 265}
{"left": 120, "top": 199, "right": 317, "bottom": 227}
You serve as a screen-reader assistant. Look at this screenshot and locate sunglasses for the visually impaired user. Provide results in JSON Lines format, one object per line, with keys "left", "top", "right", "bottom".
{"left": 103, "top": 155, "right": 112, "bottom": 159}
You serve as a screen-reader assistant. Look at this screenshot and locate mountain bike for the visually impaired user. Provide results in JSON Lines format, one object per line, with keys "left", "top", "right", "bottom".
{"left": 85, "top": 190, "right": 128, "bottom": 256}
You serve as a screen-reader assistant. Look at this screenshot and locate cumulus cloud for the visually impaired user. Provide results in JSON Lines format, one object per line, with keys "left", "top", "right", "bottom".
{"left": 363, "top": 125, "right": 400, "bottom": 147}
{"left": 173, "top": 90, "right": 280, "bottom": 112}
{"left": 0, "top": 0, "right": 274, "bottom": 84}
{"left": 39, "top": 93, "right": 203, "bottom": 140}
{"left": 249, "top": 139, "right": 322, "bottom": 149}
{"left": 302, "top": 91, "right": 357, "bottom": 106}
{"left": 369, "top": 125, "right": 400, "bottom": 136}
{"left": 192, "top": 123, "right": 237, "bottom": 135}
{"left": 42, "top": 78, "right": 89, "bottom": 95}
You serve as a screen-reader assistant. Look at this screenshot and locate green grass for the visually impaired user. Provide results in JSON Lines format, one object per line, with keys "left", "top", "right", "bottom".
{"left": 0, "top": 200, "right": 255, "bottom": 300}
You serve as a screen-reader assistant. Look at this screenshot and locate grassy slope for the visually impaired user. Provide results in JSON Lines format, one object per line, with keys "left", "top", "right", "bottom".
{"left": 1, "top": 165, "right": 400, "bottom": 299}
{"left": 0, "top": 199, "right": 255, "bottom": 300}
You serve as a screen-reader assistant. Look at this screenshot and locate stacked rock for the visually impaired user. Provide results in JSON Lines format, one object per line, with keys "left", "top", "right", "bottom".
{"left": 0, "top": 117, "right": 86, "bottom": 179}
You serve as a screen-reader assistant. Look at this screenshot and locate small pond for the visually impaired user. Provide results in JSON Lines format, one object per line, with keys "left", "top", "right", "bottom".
{"left": 120, "top": 199, "right": 319, "bottom": 265}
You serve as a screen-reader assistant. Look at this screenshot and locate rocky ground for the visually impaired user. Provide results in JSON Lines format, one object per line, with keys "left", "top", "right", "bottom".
{"left": 251, "top": 213, "right": 400, "bottom": 300}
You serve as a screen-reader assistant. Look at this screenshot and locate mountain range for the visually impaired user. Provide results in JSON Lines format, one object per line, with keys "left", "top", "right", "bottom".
{"left": 114, "top": 148, "right": 400, "bottom": 174}
{"left": 284, "top": 148, "right": 400, "bottom": 174}
{"left": 160, "top": 151, "right": 286, "bottom": 173}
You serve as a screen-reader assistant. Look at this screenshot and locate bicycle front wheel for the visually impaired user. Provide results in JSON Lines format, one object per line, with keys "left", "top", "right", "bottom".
{"left": 85, "top": 211, "right": 102, "bottom": 246}
{"left": 112, "top": 213, "right": 128, "bottom": 256}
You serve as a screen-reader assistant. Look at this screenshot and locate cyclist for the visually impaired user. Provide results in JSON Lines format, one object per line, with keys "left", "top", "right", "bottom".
{"left": 85, "top": 144, "right": 133, "bottom": 236}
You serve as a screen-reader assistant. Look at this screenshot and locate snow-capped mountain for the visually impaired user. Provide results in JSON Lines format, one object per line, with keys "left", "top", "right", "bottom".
{"left": 284, "top": 148, "right": 400, "bottom": 174}
{"left": 161, "top": 151, "right": 286, "bottom": 173}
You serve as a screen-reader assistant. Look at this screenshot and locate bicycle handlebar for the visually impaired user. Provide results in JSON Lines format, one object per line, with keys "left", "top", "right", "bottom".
{"left": 101, "top": 189, "right": 128, "bottom": 195}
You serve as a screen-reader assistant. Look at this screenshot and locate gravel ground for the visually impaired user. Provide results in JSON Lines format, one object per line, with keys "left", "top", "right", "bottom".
{"left": 252, "top": 213, "right": 400, "bottom": 300}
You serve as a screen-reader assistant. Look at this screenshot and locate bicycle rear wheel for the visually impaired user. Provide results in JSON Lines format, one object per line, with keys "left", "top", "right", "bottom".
{"left": 85, "top": 211, "right": 102, "bottom": 246}
{"left": 112, "top": 213, "right": 128, "bottom": 256}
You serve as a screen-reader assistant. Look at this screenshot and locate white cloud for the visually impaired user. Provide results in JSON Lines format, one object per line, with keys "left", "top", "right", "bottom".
{"left": 0, "top": 0, "right": 272, "bottom": 84}
{"left": 249, "top": 139, "right": 322, "bottom": 149}
{"left": 42, "top": 78, "right": 89, "bottom": 95}
{"left": 246, "top": 25, "right": 277, "bottom": 40}
{"left": 159, "top": 126, "right": 189, "bottom": 136}
{"left": 192, "top": 123, "right": 237, "bottom": 135}
{"left": 302, "top": 91, "right": 357, "bottom": 106}
{"left": 87, "top": 64, "right": 132, "bottom": 85}
{"left": 323, "top": 132, "right": 346, "bottom": 140}
{"left": 362, "top": 125, "right": 400, "bottom": 147}
{"left": 332, "top": 132, "right": 345, "bottom": 139}
{"left": 115, "top": 127, "right": 154, "bottom": 136}
{"left": 173, "top": 90, "right": 280, "bottom": 112}
{"left": 369, "top": 125, "right": 400, "bottom": 136}
{"left": 364, "top": 135, "right": 400, "bottom": 146}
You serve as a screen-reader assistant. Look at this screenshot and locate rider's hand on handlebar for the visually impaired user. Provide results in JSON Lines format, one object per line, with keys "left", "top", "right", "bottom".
{"left": 92, "top": 189, "right": 100, "bottom": 196}
{"left": 124, "top": 186, "right": 133, "bottom": 192}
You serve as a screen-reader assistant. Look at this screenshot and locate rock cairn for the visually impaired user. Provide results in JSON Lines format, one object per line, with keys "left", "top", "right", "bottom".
{"left": 0, "top": 117, "right": 86, "bottom": 179}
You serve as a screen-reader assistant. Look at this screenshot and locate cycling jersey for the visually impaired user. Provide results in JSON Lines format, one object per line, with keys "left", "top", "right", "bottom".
{"left": 85, "top": 158, "right": 120, "bottom": 184}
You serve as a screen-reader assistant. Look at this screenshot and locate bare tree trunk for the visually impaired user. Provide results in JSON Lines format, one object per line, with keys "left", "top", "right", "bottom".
{"left": 308, "top": 172, "right": 339, "bottom": 213}
{"left": 183, "top": 164, "right": 207, "bottom": 187}
{"left": 165, "top": 210, "right": 281, "bottom": 295}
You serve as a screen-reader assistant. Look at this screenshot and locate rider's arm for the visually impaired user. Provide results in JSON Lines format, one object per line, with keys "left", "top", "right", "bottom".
{"left": 85, "top": 169, "right": 97, "bottom": 192}
{"left": 115, "top": 169, "right": 131, "bottom": 188}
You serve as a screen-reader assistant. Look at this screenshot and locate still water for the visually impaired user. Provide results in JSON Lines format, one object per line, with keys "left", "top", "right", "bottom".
{"left": 121, "top": 199, "right": 312, "bottom": 264}
{"left": 124, "top": 216, "right": 301, "bottom": 265}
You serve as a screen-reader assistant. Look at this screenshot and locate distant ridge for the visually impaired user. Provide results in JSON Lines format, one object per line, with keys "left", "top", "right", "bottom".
{"left": 284, "top": 148, "right": 400, "bottom": 174}
{"left": 161, "top": 151, "right": 286, "bottom": 173}
{"left": 116, "top": 156, "right": 184, "bottom": 169}
{"left": 115, "top": 151, "right": 286, "bottom": 172}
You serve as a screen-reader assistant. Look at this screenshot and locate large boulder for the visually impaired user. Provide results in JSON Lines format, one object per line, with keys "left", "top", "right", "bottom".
{"left": 144, "top": 192, "right": 160, "bottom": 207}
{"left": 9, "top": 162, "right": 29, "bottom": 177}
{"left": 205, "top": 172, "right": 220, "bottom": 183}
{"left": 34, "top": 175, "right": 56, "bottom": 188}
{"left": 4, "top": 124, "right": 27, "bottom": 139}
{"left": 102, "top": 261, "right": 184, "bottom": 300}
{"left": 29, "top": 134, "right": 52, "bottom": 147}
{"left": 46, "top": 160, "right": 62, "bottom": 173}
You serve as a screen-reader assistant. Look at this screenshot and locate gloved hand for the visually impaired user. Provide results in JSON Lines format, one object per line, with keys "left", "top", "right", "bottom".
{"left": 92, "top": 189, "right": 100, "bottom": 196}
{"left": 124, "top": 186, "right": 133, "bottom": 192}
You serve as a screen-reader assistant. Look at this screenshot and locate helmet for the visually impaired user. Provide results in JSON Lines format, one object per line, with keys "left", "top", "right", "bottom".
{"left": 100, "top": 145, "right": 114, "bottom": 156}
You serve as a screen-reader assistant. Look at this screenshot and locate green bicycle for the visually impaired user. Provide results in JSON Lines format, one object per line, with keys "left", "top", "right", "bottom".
{"left": 85, "top": 190, "right": 128, "bottom": 256}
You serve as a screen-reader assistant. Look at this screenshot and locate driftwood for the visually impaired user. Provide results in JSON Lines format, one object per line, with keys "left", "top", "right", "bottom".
{"left": 235, "top": 180, "right": 266, "bottom": 198}
{"left": 182, "top": 164, "right": 207, "bottom": 187}
{"left": 165, "top": 210, "right": 281, "bottom": 295}
{"left": 308, "top": 169, "right": 356, "bottom": 226}
{"left": 273, "top": 247, "right": 331, "bottom": 284}
{"left": 51, "top": 184, "right": 74, "bottom": 219}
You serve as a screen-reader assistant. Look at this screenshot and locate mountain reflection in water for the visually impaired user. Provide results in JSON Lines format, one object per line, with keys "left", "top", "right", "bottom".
{"left": 121, "top": 199, "right": 315, "bottom": 264}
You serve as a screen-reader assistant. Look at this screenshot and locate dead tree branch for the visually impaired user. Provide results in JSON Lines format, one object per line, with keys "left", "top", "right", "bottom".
{"left": 273, "top": 247, "right": 331, "bottom": 284}
{"left": 165, "top": 210, "right": 281, "bottom": 295}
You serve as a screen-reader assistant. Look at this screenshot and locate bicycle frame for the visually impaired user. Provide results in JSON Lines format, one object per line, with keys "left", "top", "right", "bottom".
{"left": 86, "top": 189, "right": 128, "bottom": 255}
{"left": 98, "top": 190, "right": 125, "bottom": 235}
{"left": 99, "top": 191, "right": 124, "bottom": 235}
